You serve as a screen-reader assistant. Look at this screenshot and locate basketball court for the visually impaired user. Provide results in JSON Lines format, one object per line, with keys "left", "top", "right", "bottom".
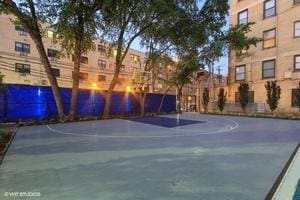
{"left": 0, "top": 113, "right": 300, "bottom": 200}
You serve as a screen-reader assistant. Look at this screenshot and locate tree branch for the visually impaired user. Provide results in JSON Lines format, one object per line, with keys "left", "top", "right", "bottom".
{"left": 121, "top": 24, "right": 150, "bottom": 63}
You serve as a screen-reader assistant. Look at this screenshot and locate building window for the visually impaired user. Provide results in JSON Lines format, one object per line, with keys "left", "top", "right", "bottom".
{"left": 294, "top": 21, "right": 300, "bottom": 38}
{"left": 98, "top": 75, "right": 106, "bottom": 82}
{"left": 15, "top": 63, "right": 30, "bottom": 74}
{"left": 130, "top": 54, "right": 140, "bottom": 62}
{"left": 238, "top": 9, "right": 248, "bottom": 25}
{"left": 295, "top": 0, "right": 300, "bottom": 4}
{"left": 295, "top": 55, "right": 300, "bottom": 70}
{"left": 235, "top": 65, "right": 246, "bottom": 81}
{"left": 41, "top": 80, "right": 47, "bottom": 85}
{"left": 72, "top": 55, "right": 88, "bottom": 64}
{"left": 79, "top": 72, "right": 88, "bottom": 81}
{"left": 51, "top": 68, "right": 60, "bottom": 77}
{"left": 98, "top": 59, "right": 106, "bottom": 68}
{"left": 262, "top": 59, "right": 275, "bottom": 79}
{"left": 118, "top": 77, "right": 125, "bottom": 84}
{"left": 292, "top": 89, "right": 300, "bottom": 107}
{"left": 157, "top": 83, "right": 163, "bottom": 89}
{"left": 80, "top": 56, "right": 88, "bottom": 64}
{"left": 15, "top": 25, "right": 28, "bottom": 36}
{"left": 264, "top": 0, "right": 276, "bottom": 18}
{"left": 47, "top": 49, "right": 59, "bottom": 58}
{"left": 120, "top": 64, "right": 125, "bottom": 71}
{"left": 98, "top": 44, "right": 106, "bottom": 55}
{"left": 15, "top": 42, "right": 30, "bottom": 53}
{"left": 15, "top": 25, "right": 27, "bottom": 32}
{"left": 72, "top": 71, "right": 88, "bottom": 80}
{"left": 235, "top": 91, "right": 255, "bottom": 103}
{"left": 263, "top": 28, "right": 276, "bottom": 49}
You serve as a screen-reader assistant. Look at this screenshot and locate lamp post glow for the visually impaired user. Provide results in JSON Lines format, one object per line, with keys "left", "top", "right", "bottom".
{"left": 126, "top": 85, "right": 132, "bottom": 92}
{"left": 91, "top": 82, "right": 98, "bottom": 90}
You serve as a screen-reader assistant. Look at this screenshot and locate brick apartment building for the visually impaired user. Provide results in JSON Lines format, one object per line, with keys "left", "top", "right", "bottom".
{"left": 228, "top": 0, "right": 300, "bottom": 113}
{"left": 0, "top": 14, "right": 172, "bottom": 94}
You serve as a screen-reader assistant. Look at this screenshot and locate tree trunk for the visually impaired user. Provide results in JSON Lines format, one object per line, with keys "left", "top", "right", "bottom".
{"left": 177, "top": 87, "right": 183, "bottom": 113}
{"left": 3, "top": 0, "right": 65, "bottom": 121}
{"left": 152, "top": 70, "right": 156, "bottom": 93}
{"left": 157, "top": 85, "right": 171, "bottom": 114}
{"left": 102, "top": 37, "right": 123, "bottom": 119}
{"left": 69, "top": 46, "right": 81, "bottom": 121}
{"left": 33, "top": 37, "right": 65, "bottom": 121}
{"left": 68, "top": 10, "right": 84, "bottom": 121}
{"left": 102, "top": 78, "right": 118, "bottom": 119}
{"left": 140, "top": 92, "right": 147, "bottom": 116}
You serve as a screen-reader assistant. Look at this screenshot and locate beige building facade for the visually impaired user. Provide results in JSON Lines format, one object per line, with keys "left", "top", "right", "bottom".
{"left": 0, "top": 14, "right": 162, "bottom": 92}
{"left": 0, "top": 14, "right": 211, "bottom": 113}
{"left": 228, "top": 0, "right": 300, "bottom": 113}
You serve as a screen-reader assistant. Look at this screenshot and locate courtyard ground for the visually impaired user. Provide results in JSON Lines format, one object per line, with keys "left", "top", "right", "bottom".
{"left": 0, "top": 113, "right": 299, "bottom": 200}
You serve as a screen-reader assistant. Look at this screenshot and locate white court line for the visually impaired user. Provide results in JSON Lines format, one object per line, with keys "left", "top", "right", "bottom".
{"left": 46, "top": 118, "right": 239, "bottom": 138}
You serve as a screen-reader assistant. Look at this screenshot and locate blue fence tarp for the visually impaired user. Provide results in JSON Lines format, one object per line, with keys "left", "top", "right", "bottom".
{"left": 0, "top": 84, "right": 176, "bottom": 121}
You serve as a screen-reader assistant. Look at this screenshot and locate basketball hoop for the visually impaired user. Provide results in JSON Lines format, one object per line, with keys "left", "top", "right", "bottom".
{"left": 132, "top": 68, "right": 152, "bottom": 92}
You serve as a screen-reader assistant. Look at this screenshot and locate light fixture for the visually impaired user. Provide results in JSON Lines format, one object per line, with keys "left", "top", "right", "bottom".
{"left": 126, "top": 85, "right": 132, "bottom": 92}
{"left": 91, "top": 82, "right": 98, "bottom": 90}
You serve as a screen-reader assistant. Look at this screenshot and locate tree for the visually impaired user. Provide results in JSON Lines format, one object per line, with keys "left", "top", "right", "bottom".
{"left": 202, "top": 88, "right": 209, "bottom": 113}
{"left": 169, "top": 52, "right": 200, "bottom": 113}
{"left": 294, "top": 82, "right": 300, "bottom": 112}
{"left": 133, "top": 69, "right": 151, "bottom": 117}
{"left": 0, "top": 0, "right": 65, "bottom": 120}
{"left": 100, "top": 0, "right": 153, "bottom": 118}
{"left": 157, "top": 85, "right": 172, "bottom": 114}
{"left": 217, "top": 88, "right": 227, "bottom": 112}
{"left": 265, "top": 81, "right": 281, "bottom": 114}
{"left": 134, "top": 51, "right": 175, "bottom": 116}
{"left": 100, "top": 0, "right": 261, "bottom": 118}
{"left": 140, "top": 25, "right": 175, "bottom": 93}
{"left": 49, "top": 0, "right": 100, "bottom": 120}
{"left": 238, "top": 82, "right": 249, "bottom": 112}
{"left": 100, "top": 0, "right": 204, "bottom": 118}
{"left": 225, "top": 23, "right": 262, "bottom": 56}
{"left": 145, "top": 51, "right": 174, "bottom": 93}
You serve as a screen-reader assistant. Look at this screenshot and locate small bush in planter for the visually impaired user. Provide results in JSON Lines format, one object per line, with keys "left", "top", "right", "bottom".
{"left": 0, "top": 130, "right": 10, "bottom": 143}
{"left": 217, "top": 88, "right": 227, "bottom": 112}
{"left": 238, "top": 82, "right": 249, "bottom": 112}
{"left": 265, "top": 81, "right": 281, "bottom": 115}
{"left": 202, "top": 88, "right": 209, "bottom": 113}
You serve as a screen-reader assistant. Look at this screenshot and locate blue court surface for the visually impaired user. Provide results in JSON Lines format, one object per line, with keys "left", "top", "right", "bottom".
{"left": 0, "top": 113, "right": 300, "bottom": 200}
{"left": 128, "top": 116, "right": 205, "bottom": 128}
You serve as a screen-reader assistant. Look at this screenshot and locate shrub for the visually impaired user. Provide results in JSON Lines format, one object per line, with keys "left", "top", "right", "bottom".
{"left": 202, "top": 88, "right": 209, "bottom": 113}
{"left": 238, "top": 82, "right": 249, "bottom": 112}
{"left": 0, "top": 130, "right": 10, "bottom": 143}
{"left": 217, "top": 88, "right": 227, "bottom": 112}
{"left": 265, "top": 81, "right": 281, "bottom": 114}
